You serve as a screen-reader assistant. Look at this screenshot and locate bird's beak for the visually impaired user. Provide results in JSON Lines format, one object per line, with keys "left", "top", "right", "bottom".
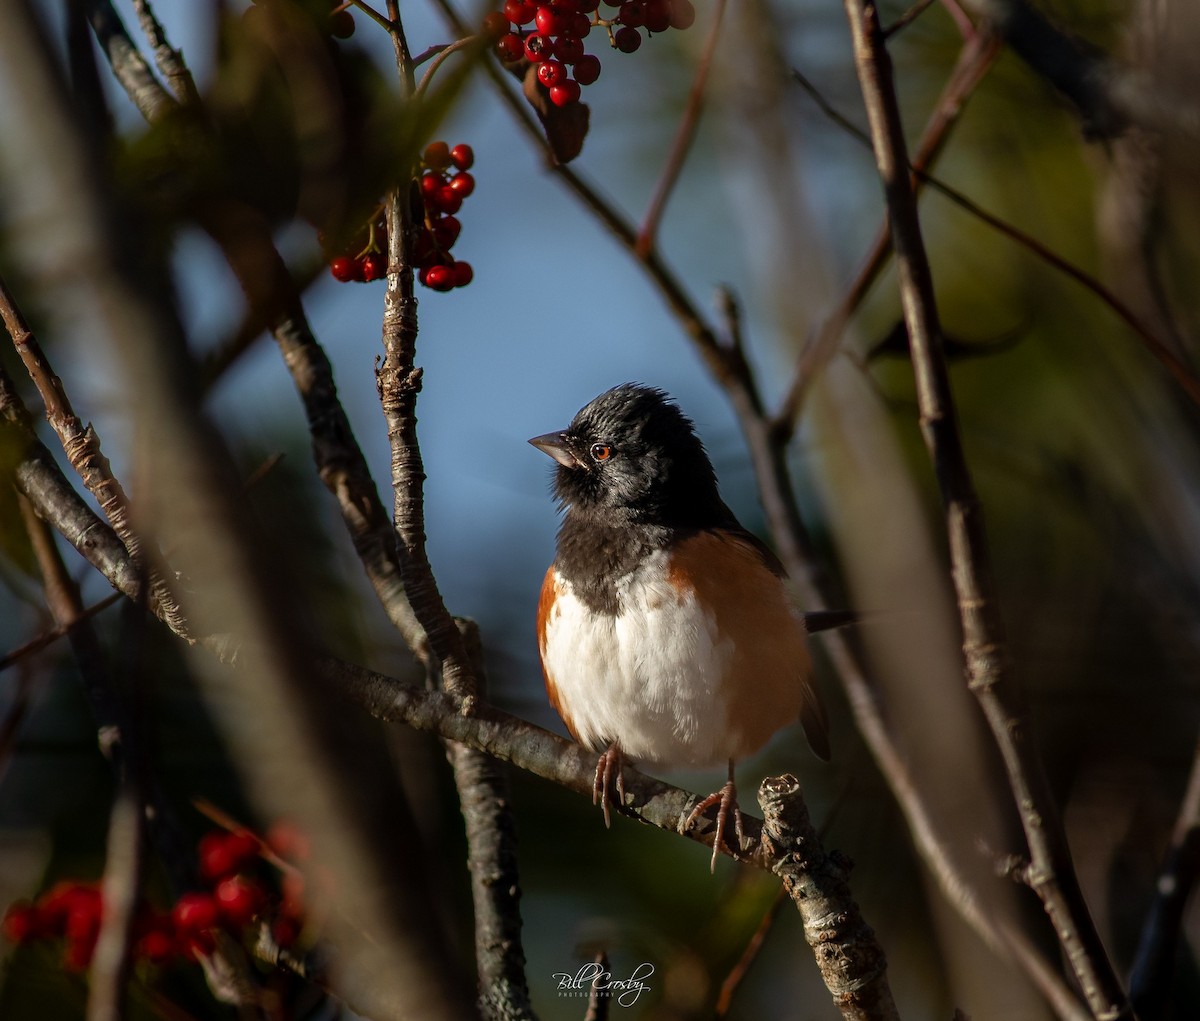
{"left": 528, "top": 431, "right": 581, "bottom": 468}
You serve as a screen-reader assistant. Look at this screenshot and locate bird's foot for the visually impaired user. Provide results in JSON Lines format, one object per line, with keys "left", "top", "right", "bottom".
{"left": 685, "top": 779, "right": 744, "bottom": 873}
{"left": 593, "top": 744, "right": 626, "bottom": 828}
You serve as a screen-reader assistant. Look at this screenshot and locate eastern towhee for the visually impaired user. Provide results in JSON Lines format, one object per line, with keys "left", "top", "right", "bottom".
{"left": 530, "top": 384, "right": 830, "bottom": 870}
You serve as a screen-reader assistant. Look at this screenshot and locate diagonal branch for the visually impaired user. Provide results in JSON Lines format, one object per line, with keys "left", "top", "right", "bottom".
{"left": 1, "top": 274, "right": 190, "bottom": 639}
{"left": 772, "top": 26, "right": 1000, "bottom": 439}
{"left": 840, "top": 3, "right": 1134, "bottom": 1018}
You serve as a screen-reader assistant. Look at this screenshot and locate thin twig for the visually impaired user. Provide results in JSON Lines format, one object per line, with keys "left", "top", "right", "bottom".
{"left": 582, "top": 951, "right": 609, "bottom": 1021}
{"left": 841, "top": 3, "right": 1134, "bottom": 1018}
{"left": 349, "top": 0, "right": 395, "bottom": 35}
{"left": 415, "top": 36, "right": 482, "bottom": 98}
{"left": 884, "top": 0, "right": 939, "bottom": 38}
{"left": 0, "top": 592, "right": 123, "bottom": 673}
{"left": 1, "top": 273, "right": 191, "bottom": 638}
{"left": 131, "top": 0, "right": 199, "bottom": 104}
{"left": 378, "top": 0, "right": 476, "bottom": 703}
{"left": 773, "top": 28, "right": 1000, "bottom": 438}
{"left": 713, "top": 885, "right": 787, "bottom": 1018}
{"left": 635, "top": 0, "right": 728, "bottom": 257}
{"left": 786, "top": 63, "right": 1200, "bottom": 412}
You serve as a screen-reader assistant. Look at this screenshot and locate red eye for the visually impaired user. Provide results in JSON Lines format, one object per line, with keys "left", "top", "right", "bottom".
{"left": 590, "top": 443, "right": 611, "bottom": 462}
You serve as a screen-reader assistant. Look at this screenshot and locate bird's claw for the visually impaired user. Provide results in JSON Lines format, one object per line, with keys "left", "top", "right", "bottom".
{"left": 593, "top": 744, "right": 626, "bottom": 828}
{"left": 685, "top": 779, "right": 744, "bottom": 873}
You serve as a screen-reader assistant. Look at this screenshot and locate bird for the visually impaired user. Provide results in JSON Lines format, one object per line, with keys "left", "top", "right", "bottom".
{"left": 529, "top": 383, "right": 830, "bottom": 871}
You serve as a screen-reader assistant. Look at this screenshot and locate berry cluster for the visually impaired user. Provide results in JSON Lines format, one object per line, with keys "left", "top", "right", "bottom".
{"left": 413, "top": 141, "right": 476, "bottom": 292}
{"left": 1, "top": 823, "right": 310, "bottom": 973}
{"left": 486, "top": 0, "right": 696, "bottom": 107}
{"left": 323, "top": 142, "right": 475, "bottom": 291}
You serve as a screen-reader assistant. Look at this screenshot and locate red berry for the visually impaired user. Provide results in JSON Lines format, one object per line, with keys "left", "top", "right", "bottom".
{"left": 555, "top": 35, "right": 585, "bottom": 62}
{"left": 549, "top": 79, "right": 582, "bottom": 106}
{"left": 537, "top": 59, "right": 568, "bottom": 87}
{"left": 496, "top": 31, "right": 524, "bottom": 60}
{"left": 421, "top": 171, "right": 445, "bottom": 199}
{"left": 534, "top": 5, "right": 563, "bottom": 34}
{"left": 135, "top": 929, "right": 175, "bottom": 963}
{"left": 578, "top": 0, "right": 600, "bottom": 10}
{"left": 329, "top": 9, "right": 355, "bottom": 37}
{"left": 452, "top": 261, "right": 474, "bottom": 287}
{"left": 431, "top": 215, "right": 462, "bottom": 249}
{"left": 2, "top": 902, "right": 38, "bottom": 943}
{"left": 425, "top": 265, "right": 455, "bottom": 291}
{"left": 361, "top": 252, "right": 387, "bottom": 281}
{"left": 503, "top": 0, "right": 536, "bottom": 24}
{"left": 448, "top": 172, "right": 476, "bottom": 198}
{"left": 524, "top": 32, "right": 553, "bottom": 62}
{"left": 618, "top": 1, "right": 645, "bottom": 26}
{"left": 450, "top": 143, "right": 475, "bottom": 171}
{"left": 172, "top": 892, "right": 219, "bottom": 935}
{"left": 643, "top": 0, "right": 670, "bottom": 31}
{"left": 613, "top": 24, "right": 641, "bottom": 51}
{"left": 481, "top": 11, "right": 510, "bottom": 38}
{"left": 199, "top": 830, "right": 258, "bottom": 880}
{"left": 573, "top": 53, "right": 601, "bottom": 84}
{"left": 423, "top": 141, "right": 452, "bottom": 170}
{"left": 435, "top": 186, "right": 463, "bottom": 215}
{"left": 215, "top": 876, "right": 265, "bottom": 929}
{"left": 330, "top": 257, "right": 356, "bottom": 282}
{"left": 562, "top": 11, "right": 591, "bottom": 36}
{"left": 669, "top": 0, "right": 695, "bottom": 29}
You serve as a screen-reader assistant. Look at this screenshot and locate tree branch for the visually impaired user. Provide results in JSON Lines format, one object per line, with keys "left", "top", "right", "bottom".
{"left": 760, "top": 775, "right": 900, "bottom": 1021}
{"left": 840, "top": 3, "right": 1133, "bottom": 1017}
{"left": 1, "top": 273, "right": 190, "bottom": 638}
{"left": 773, "top": 26, "right": 1001, "bottom": 439}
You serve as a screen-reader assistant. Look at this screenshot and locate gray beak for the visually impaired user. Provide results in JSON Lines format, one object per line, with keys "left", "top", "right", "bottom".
{"left": 528, "top": 431, "right": 580, "bottom": 469}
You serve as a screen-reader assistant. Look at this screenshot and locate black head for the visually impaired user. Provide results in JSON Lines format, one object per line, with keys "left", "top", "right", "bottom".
{"left": 529, "top": 384, "right": 727, "bottom": 526}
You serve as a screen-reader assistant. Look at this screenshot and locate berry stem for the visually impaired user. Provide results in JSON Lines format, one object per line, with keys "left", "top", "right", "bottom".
{"left": 414, "top": 34, "right": 486, "bottom": 98}
{"left": 347, "top": 0, "right": 396, "bottom": 35}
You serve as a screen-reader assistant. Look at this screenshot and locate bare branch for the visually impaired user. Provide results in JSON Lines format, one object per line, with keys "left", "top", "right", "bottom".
{"left": 131, "top": 0, "right": 199, "bottom": 105}
{"left": 635, "top": 0, "right": 728, "bottom": 258}
{"left": 1, "top": 273, "right": 190, "bottom": 637}
{"left": 773, "top": 28, "right": 1000, "bottom": 438}
{"left": 759, "top": 775, "right": 900, "bottom": 1021}
{"left": 840, "top": 3, "right": 1133, "bottom": 1017}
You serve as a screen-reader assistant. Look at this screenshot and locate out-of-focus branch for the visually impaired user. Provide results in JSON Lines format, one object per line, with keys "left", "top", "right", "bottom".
{"left": 759, "top": 775, "right": 899, "bottom": 1021}
{"left": 1129, "top": 737, "right": 1200, "bottom": 1019}
{"left": 785, "top": 58, "right": 1200, "bottom": 412}
{"left": 1, "top": 273, "right": 190, "bottom": 638}
{"left": 773, "top": 26, "right": 1001, "bottom": 439}
{"left": 840, "top": 3, "right": 1134, "bottom": 1018}
{"left": 635, "top": 0, "right": 728, "bottom": 258}
{"left": 0, "top": 6, "right": 472, "bottom": 1015}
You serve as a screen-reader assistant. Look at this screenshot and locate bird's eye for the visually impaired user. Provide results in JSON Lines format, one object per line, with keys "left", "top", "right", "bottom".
{"left": 590, "top": 443, "right": 611, "bottom": 462}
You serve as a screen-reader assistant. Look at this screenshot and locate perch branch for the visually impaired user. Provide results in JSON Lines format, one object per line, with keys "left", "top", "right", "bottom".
{"left": 760, "top": 775, "right": 900, "bottom": 1021}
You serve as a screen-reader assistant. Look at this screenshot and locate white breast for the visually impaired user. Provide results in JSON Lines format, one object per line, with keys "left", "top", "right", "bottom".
{"left": 540, "top": 554, "right": 737, "bottom": 768}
